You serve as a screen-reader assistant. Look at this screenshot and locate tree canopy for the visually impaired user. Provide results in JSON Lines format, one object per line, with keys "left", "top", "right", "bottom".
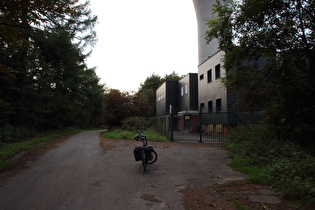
{"left": 206, "top": 0, "right": 315, "bottom": 147}
{"left": 102, "top": 89, "right": 151, "bottom": 127}
{"left": 0, "top": 0, "right": 103, "bottom": 140}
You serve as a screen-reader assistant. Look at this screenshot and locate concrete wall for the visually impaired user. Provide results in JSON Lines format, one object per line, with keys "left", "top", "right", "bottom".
{"left": 198, "top": 50, "right": 227, "bottom": 112}
{"left": 192, "top": 0, "right": 219, "bottom": 65}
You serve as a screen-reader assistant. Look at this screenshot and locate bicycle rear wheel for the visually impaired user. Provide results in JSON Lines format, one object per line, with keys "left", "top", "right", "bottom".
{"left": 147, "top": 150, "right": 157, "bottom": 164}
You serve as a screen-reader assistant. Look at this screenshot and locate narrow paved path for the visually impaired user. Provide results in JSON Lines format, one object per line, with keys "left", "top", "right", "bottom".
{"left": 0, "top": 130, "right": 245, "bottom": 210}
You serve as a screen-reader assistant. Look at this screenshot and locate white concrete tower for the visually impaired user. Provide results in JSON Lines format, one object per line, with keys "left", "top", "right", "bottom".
{"left": 192, "top": 0, "right": 220, "bottom": 65}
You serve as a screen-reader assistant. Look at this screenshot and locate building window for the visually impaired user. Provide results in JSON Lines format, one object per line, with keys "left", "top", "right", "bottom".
{"left": 216, "top": 99, "right": 222, "bottom": 112}
{"left": 181, "top": 86, "right": 184, "bottom": 96}
{"left": 208, "top": 101, "right": 213, "bottom": 113}
{"left": 200, "top": 74, "right": 204, "bottom": 80}
{"left": 207, "top": 69, "right": 212, "bottom": 83}
{"left": 215, "top": 64, "right": 221, "bottom": 79}
{"left": 184, "top": 84, "right": 188, "bottom": 94}
{"left": 157, "top": 93, "right": 164, "bottom": 102}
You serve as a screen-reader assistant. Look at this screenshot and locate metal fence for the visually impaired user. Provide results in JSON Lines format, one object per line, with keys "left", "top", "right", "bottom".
{"left": 151, "top": 112, "right": 261, "bottom": 142}
{"left": 174, "top": 112, "right": 238, "bottom": 142}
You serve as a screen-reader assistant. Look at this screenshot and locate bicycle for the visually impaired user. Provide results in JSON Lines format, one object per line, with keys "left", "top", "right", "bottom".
{"left": 133, "top": 131, "right": 157, "bottom": 172}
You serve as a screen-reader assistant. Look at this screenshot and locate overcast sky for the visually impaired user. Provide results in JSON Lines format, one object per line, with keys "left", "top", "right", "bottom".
{"left": 85, "top": 0, "right": 198, "bottom": 92}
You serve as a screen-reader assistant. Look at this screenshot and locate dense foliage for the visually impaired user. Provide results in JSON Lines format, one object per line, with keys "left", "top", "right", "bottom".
{"left": 227, "top": 126, "right": 315, "bottom": 204}
{"left": 102, "top": 128, "right": 169, "bottom": 142}
{"left": 0, "top": 0, "right": 103, "bottom": 142}
{"left": 206, "top": 0, "right": 315, "bottom": 148}
{"left": 102, "top": 89, "right": 151, "bottom": 128}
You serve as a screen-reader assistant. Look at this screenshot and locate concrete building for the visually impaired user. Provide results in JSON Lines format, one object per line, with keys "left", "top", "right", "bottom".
{"left": 192, "top": 0, "right": 220, "bottom": 64}
{"left": 156, "top": 81, "right": 178, "bottom": 117}
{"left": 155, "top": 0, "right": 260, "bottom": 136}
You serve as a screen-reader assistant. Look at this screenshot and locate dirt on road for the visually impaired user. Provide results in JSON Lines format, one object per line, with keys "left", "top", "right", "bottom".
{"left": 0, "top": 130, "right": 305, "bottom": 209}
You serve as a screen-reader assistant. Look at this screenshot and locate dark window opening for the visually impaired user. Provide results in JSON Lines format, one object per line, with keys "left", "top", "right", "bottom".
{"left": 208, "top": 101, "right": 213, "bottom": 113}
{"left": 216, "top": 99, "right": 221, "bottom": 112}
{"left": 207, "top": 69, "right": 212, "bottom": 83}
{"left": 215, "top": 64, "right": 221, "bottom": 79}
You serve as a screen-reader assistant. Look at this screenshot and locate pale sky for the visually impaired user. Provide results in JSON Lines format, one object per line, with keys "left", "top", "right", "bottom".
{"left": 85, "top": 0, "right": 198, "bottom": 92}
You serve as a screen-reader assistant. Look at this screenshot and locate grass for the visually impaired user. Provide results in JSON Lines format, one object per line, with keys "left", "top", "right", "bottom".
{"left": 102, "top": 128, "right": 169, "bottom": 142}
{"left": 226, "top": 125, "right": 315, "bottom": 205}
{"left": 228, "top": 154, "right": 272, "bottom": 185}
{"left": 0, "top": 128, "right": 96, "bottom": 171}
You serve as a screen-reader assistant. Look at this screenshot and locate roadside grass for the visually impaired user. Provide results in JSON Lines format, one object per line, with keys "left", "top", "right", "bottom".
{"left": 228, "top": 155, "right": 272, "bottom": 185}
{"left": 0, "top": 128, "right": 97, "bottom": 171}
{"left": 102, "top": 128, "right": 169, "bottom": 142}
{"left": 226, "top": 126, "right": 315, "bottom": 205}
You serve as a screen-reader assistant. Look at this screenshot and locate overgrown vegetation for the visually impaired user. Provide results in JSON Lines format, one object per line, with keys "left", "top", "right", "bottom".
{"left": 226, "top": 126, "right": 315, "bottom": 204}
{"left": 0, "top": 129, "right": 91, "bottom": 171}
{"left": 102, "top": 128, "right": 169, "bottom": 142}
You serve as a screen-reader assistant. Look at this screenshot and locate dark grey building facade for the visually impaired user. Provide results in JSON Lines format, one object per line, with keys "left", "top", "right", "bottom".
{"left": 178, "top": 73, "right": 198, "bottom": 112}
{"left": 156, "top": 81, "right": 178, "bottom": 116}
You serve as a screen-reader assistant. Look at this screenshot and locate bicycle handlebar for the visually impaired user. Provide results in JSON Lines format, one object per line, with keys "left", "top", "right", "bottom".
{"left": 135, "top": 131, "right": 146, "bottom": 141}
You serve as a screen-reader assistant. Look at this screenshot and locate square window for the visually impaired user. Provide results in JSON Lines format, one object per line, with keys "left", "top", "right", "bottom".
{"left": 200, "top": 74, "right": 204, "bottom": 80}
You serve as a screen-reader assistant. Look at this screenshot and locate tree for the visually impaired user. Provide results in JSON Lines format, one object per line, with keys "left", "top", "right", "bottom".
{"left": 162, "top": 71, "right": 182, "bottom": 82}
{"left": 0, "top": 0, "right": 100, "bottom": 133}
{"left": 103, "top": 90, "right": 151, "bottom": 127}
{"left": 206, "top": 0, "right": 315, "bottom": 147}
{"left": 138, "top": 73, "right": 162, "bottom": 115}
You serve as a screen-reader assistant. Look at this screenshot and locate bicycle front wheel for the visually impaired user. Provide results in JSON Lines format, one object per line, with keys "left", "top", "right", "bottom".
{"left": 141, "top": 149, "right": 147, "bottom": 172}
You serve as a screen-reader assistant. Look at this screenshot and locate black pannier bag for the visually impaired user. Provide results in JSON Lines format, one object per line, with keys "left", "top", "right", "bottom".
{"left": 145, "top": 147, "right": 154, "bottom": 161}
{"left": 133, "top": 147, "right": 142, "bottom": 161}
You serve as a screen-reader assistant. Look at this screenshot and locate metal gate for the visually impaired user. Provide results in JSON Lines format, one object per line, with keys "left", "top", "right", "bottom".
{"left": 172, "top": 112, "right": 249, "bottom": 142}
{"left": 151, "top": 112, "right": 260, "bottom": 142}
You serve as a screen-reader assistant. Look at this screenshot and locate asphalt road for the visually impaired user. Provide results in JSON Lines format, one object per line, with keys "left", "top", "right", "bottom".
{"left": 0, "top": 130, "right": 245, "bottom": 210}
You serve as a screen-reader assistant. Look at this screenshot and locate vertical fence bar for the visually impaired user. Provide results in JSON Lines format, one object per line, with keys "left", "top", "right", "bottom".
{"left": 199, "top": 106, "right": 203, "bottom": 143}
{"left": 170, "top": 106, "right": 174, "bottom": 141}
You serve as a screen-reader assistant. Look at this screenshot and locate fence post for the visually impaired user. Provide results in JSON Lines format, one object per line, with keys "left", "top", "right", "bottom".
{"left": 199, "top": 105, "right": 203, "bottom": 143}
{"left": 170, "top": 105, "right": 173, "bottom": 141}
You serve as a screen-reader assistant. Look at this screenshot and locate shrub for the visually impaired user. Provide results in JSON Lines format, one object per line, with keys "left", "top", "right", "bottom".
{"left": 227, "top": 125, "right": 315, "bottom": 203}
{"left": 0, "top": 125, "right": 34, "bottom": 143}
{"left": 121, "top": 116, "right": 149, "bottom": 131}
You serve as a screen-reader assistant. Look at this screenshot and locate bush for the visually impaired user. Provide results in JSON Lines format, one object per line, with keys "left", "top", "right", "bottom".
{"left": 121, "top": 116, "right": 149, "bottom": 131}
{"left": 0, "top": 125, "right": 35, "bottom": 143}
{"left": 227, "top": 125, "right": 315, "bottom": 203}
{"left": 102, "top": 128, "right": 169, "bottom": 142}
